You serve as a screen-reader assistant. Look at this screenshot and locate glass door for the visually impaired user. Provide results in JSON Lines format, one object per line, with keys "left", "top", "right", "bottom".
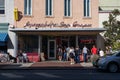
{"left": 48, "top": 40, "right": 56, "bottom": 59}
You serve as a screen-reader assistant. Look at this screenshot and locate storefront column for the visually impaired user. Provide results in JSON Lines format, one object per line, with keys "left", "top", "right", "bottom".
{"left": 76, "top": 35, "right": 78, "bottom": 47}
{"left": 38, "top": 35, "right": 42, "bottom": 55}
{"left": 96, "top": 34, "right": 105, "bottom": 50}
{"left": 8, "top": 31, "right": 18, "bottom": 57}
{"left": 38, "top": 35, "right": 45, "bottom": 61}
{"left": 14, "top": 33, "right": 18, "bottom": 57}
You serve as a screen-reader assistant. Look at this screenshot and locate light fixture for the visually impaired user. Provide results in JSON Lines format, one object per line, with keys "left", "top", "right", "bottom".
{"left": 9, "top": 24, "right": 15, "bottom": 29}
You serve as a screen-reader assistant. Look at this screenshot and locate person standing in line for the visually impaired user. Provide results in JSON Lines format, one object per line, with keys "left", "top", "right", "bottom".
{"left": 82, "top": 45, "right": 88, "bottom": 62}
{"left": 91, "top": 45, "right": 97, "bottom": 55}
{"left": 99, "top": 49, "right": 104, "bottom": 57}
{"left": 66, "top": 46, "right": 70, "bottom": 61}
{"left": 74, "top": 46, "right": 81, "bottom": 63}
{"left": 105, "top": 46, "right": 109, "bottom": 55}
{"left": 22, "top": 51, "right": 28, "bottom": 63}
{"left": 58, "top": 48, "right": 63, "bottom": 61}
{"left": 109, "top": 46, "right": 112, "bottom": 52}
{"left": 63, "top": 47, "right": 67, "bottom": 61}
{"left": 91, "top": 45, "right": 99, "bottom": 64}
{"left": 17, "top": 50, "right": 24, "bottom": 63}
{"left": 7, "top": 52, "right": 17, "bottom": 63}
{"left": 69, "top": 47, "right": 75, "bottom": 64}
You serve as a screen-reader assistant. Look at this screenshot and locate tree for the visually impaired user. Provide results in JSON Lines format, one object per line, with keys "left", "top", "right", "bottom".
{"left": 103, "top": 9, "right": 120, "bottom": 50}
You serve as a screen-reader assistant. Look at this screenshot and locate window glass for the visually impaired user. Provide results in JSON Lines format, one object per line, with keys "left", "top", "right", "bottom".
{"left": 84, "top": 0, "right": 90, "bottom": 17}
{"left": 68, "top": 0, "right": 70, "bottom": 16}
{"left": 115, "top": 52, "right": 120, "bottom": 57}
{"left": 64, "top": 0, "right": 71, "bottom": 17}
{"left": 18, "top": 35, "right": 38, "bottom": 53}
{"left": 24, "top": 0, "right": 32, "bottom": 15}
{"left": 64, "top": 0, "right": 67, "bottom": 16}
{"left": 46, "top": 0, "right": 53, "bottom": 16}
{"left": 0, "top": 0, "right": 5, "bottom": 14}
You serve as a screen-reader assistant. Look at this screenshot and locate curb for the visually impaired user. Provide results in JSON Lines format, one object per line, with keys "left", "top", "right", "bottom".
{"left": 0, "top": 62, "right": 94, "bottom": 70}
{"left": 0, "top": 66, "right": 95, "bottom": 70}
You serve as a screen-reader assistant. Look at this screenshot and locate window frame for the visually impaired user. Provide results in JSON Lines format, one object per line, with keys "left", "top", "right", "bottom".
{"left": 0, "top": 0, "right": 5, "bottom": 15}
{"left": 24, "top": 0, "right": 32, "bottom": 16}
{"left": 45, "top": 0, "right": 53, "bottom": 17}
{"left": 83, "top": 0, "right": 91, "bottom": 18}
{"left": 64, "top": 0, "right": 72, "bottom": 17}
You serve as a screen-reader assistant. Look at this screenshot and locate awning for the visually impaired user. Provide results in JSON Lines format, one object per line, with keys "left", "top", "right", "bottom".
{"left": 0, "top": 33, "right": 8, "bottom": 42}
{"left": 9, "top": 27, "right": 106, "bottom": 32}
{"left": 0, "top": 23, "right": 8, "bottom": 46}
{"left": 0, "top": 42, "right": 6, "bottom": 46}
{"left": 0, "top": 23, "right": 9, "bottom": 33}
{"left": 9, "top": 27, "right": 106, "bottom": 35}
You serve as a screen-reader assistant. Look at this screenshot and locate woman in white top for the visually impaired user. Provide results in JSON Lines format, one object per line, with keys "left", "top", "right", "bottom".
{"left": 99, "top": 49, "right": 104, "bottom": 57}
{"left": 69, "top": 47, "right": 75, "bottom": 64}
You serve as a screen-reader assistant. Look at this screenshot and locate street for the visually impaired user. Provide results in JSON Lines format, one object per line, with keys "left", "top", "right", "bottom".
{"left": 0, "top": 68, "right": 120, "bottom": 80}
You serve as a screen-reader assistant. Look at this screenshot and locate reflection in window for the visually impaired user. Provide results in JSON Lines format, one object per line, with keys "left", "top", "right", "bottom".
{"left": 18, "top": 35, "right": 38, "bottom": 53}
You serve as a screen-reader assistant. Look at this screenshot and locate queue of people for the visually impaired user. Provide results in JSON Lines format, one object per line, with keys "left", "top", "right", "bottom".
{"left": 17, "top": 50, "right": 28, "bottom": 63}
{"left": 0, "top": 50, "right": 26, "bottom": 63}
{"left": 1, "top": 50, "right": 29, "bottom": 63}
{"left": 57, "top": 45, "right": 89, "bottom": 64}
{"left": 57, "top": 46, "right": 81, "bottom": 64}
{"left": 0, "top": 45, "right": 112, "bottom": 65}
{"left": 56, "top": 45, "right": 111, "bottom": 65}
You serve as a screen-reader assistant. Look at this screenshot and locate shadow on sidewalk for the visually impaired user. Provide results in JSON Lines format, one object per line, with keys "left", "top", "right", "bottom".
{"left": 0, "top": 63, "right": 22, "bottom": 69}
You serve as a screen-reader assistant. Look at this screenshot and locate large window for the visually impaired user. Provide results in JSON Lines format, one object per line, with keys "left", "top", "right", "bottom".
{"left": 46, "top": 0, "right": 53, "bottom": 16}
{"left": 19, "top": 35, "right": 38, "bottom": 53}
{"left": 84, "top": 0, "right": 91, "bottom": 17}
{"left": 0, "top": 0, "right": 5, "bottom": 14}
{"left": 24, "top": 0, "right": 32, "bottom": 15}
{"left": 64, "top": 0, "right": 71, "bottom": 17}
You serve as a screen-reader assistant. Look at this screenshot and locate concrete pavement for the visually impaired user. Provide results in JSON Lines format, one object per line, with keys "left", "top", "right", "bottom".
{"left": 0, "top": 63, "right": 33, "bottom": 69}
{"left": 0, "top": 61, "right": 93, "bottom": 70}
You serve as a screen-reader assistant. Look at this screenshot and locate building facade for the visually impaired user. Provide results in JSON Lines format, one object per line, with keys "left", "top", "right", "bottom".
{"left": 99, "top": 0, "right": 120, "bottom": 48}
{"left": 0, "top": 0, "right": 14, "bottom": 53}
{"left": 99, "top": 0, "right": 120, "bottom": 11}
{"left": 10, "top": 0, "right": 105, "bottom": 60}
{"left": 99, "top": 0, "right": 120, "bottom": 28}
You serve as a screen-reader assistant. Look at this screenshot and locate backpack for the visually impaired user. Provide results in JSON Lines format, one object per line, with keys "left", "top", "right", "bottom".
{"left": 69, "top": 52, "right": 74, "bottom": 57}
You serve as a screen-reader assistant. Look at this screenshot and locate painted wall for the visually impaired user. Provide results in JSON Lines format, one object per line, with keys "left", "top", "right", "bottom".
{"left": 0, "top": 0, "right": 14, "bottom": 24}
{"left": 14, "top": 0, "right": 99, "bottom": 28}
{"left": 99, "top": 12, "right": 120, "bottom": 28}
{"left": 0, "top": 0, "right": 16, "bottom": 57}
{"left": 13, "top": 0, "right": 101, "bottom": 57}
{"left": 99, "top": 0, "right": 120, "bottom": 51}
{"left": 96, "top": 34, "right": 105, "bottom": 51}
{"left": 99, "top": 12, "right": 109, "bottom": 28}
{"left": 99, "top": 0, "right": 120, "bottom": 10}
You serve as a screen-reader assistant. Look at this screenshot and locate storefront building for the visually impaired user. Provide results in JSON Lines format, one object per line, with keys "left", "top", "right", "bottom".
{"left": 99, "top": 0, "right": 120, "bottom": 51}
{"left": 10, "top": 0, "right": 105, "bottom": 60}
{"left": 0, "top": 23, "right": 8, "bottom": 52}
{"left": 0, "top": 0, "right": 14, "bottom": 53}
{"left": 99, "top": 0, "right": 120, "bottom": 28}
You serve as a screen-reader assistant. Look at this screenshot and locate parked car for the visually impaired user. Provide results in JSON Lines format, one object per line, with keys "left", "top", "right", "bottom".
{"left": 97, "top": 50, "right": 120, "bottom": 72}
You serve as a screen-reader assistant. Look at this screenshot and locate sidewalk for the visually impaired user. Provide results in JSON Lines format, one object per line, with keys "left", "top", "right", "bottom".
{"left": 0, "top": 63, "right": 33, "bottom": 69}
{"left": 0, "top": 61, "right": 93, "bottom": 70}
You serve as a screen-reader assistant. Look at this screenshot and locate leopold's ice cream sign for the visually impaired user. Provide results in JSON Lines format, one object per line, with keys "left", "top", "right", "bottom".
{"left": 24, "top": 21, "right": 92, "bottom": 28}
